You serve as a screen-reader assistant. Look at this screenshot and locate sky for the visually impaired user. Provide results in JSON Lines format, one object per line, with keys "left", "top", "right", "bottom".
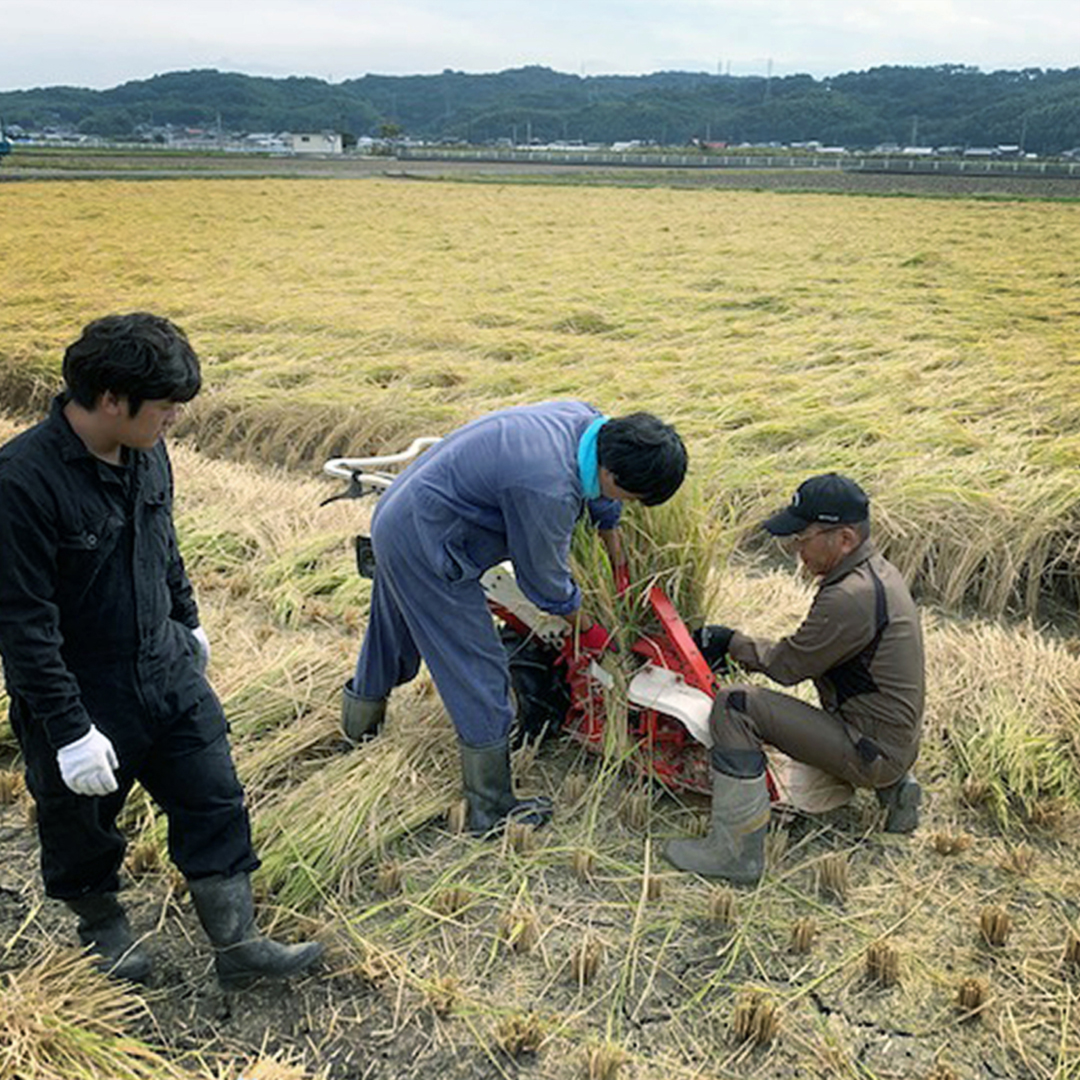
{"left": 2, "top": 0, "right": 1077, "bottom": 91}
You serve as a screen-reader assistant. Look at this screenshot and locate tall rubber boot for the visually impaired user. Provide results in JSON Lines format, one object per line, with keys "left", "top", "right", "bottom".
{"left": 459, "top": 737, "right": 553, "bottom": 836}
{"left": 65, "top": 892, "right": 152, "bottom": 983}
{"left": 664, "top": 768, "right": 770, "bottom": 885}
{"left": 341, "top": 681, "right": 386, "bottom": 743}
{"left": 876, "top": 772, "right": 922, "bottom": 833}
{"left": 187, "top": 873, "right": 323, "bottom": 988}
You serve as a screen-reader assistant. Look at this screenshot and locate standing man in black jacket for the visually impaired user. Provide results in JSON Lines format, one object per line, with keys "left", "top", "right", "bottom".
{"left": 0, "top": 313, "right": 321, "bottom": 985}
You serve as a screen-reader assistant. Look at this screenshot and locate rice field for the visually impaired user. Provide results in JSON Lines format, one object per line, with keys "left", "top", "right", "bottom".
{"left": 1, "top": 175, "right": 1080, "bottom": 1079}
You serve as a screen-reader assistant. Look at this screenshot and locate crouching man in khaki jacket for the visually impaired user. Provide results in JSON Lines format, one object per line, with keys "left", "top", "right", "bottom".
{"left": 666, "top": 473, "right": 925, "bottom": 886}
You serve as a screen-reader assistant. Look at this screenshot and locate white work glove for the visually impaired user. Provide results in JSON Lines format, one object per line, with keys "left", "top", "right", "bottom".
{"left": 191, "top": 625, "right": 211, "bottom": 676}
{"left": 56, "top": 724, "right": 119, "bottom": 797}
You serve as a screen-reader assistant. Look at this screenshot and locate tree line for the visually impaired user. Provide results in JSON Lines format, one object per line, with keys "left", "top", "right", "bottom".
{"left": 3, "top": 64, "right": 1080, "bottom": 154}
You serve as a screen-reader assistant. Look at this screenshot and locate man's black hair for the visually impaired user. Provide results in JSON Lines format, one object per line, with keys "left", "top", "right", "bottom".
{"left": 597, "top": 412, "right": 687, "bottom": 506}
{"left": 63, "top": 313, "right": 201, "bottom": 415}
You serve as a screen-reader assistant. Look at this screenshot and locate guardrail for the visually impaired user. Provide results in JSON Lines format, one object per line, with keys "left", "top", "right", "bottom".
{"left": 396, "top": 147, "right": 1080, "bottom": 179}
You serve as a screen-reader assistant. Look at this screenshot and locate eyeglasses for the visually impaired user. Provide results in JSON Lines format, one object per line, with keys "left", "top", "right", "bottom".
{"left": 783, "top": 524, "right": 844, "bottom": 549}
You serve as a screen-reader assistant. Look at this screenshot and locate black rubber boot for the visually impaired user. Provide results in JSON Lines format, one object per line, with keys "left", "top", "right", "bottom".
{"left": 459, "top": 738, "right": 553, "bottom": 836}
{"left": 341, "top": 681, "right": 386, "bottom": 743}
{"left": 876, "top": 773, "right": 922, "bottom": 833}
{"left": 65, "top": 893, "right": 152, "bottom": 983}
{"left": 664, "top": 768, "right": 770, "bottom": 885}
{"left": 187, "top": 873, "right": 323, "bottom": 988}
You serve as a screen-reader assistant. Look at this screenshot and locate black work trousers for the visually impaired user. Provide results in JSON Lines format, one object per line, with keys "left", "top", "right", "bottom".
{"left": 12, "top": 648, "right": 258, "bottom": 900}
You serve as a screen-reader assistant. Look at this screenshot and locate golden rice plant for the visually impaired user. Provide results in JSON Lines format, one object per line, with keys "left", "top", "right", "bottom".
{"left": 374, "top": 860, "right": 403, "bottom": 897}
{"left": 815, "top": 852, "right": 850, "bottom": 903}
{"left": 446, "top": 798, "right": 469, "bottom": 835}
{"left": 498, "top": 904, "right": 541, "bottom": 954}
{"left": 0, "top": 946, "right": 196, "bottom": 1079}
{"left": 707, "top": 887, "right": 737, "bottom": 926}
{"left": 503, "top": 820, "right": 538, "bottom": 856}
{"left": 219, "top": 1054, "right": 328, "bottom": 1080}
{"left": 570, "top": 935, "right": 605, "bottom": 987}
{"left": 731, "top": 991, "right": 779, "bottom": 1047}
{"left": 572, "top": 848, "right": 597, "bottom": 882}
{"left": 493, "top": 1011, "right": 545, "bottom": 1057}
{"left": 252, "top": 698, "right": 459, "bottom": 910}
{"left": 1063, "top": 929, "right": 1080, "bottom": 969}
{"left": 865, "top": 941, "right": 901, "bottom": 987}
{"left": 956, "top": 977, "right": 988, "bottom": 1019}
{"left": 0, "top": 768, "right": 24, "bottom": 805}
{"left": 563, "top": 771, "right": 590, "bottom": 804}
{"left": 925, "top": 1063, "right": 959, "bottom": 1080}
{"left": 929, "top": 621, "right": 1080, "bottom": 829}
{"left": 586, "top": 1041, "right": 629, "bottom": 1080}
{"left": 432, "top": 885, "right": 472, "bottom": 919}
{"left": 930, "top": 830, "right": 972, "bottom": 855}
{"left": 124, "top": 839, "right": 162, "bottom": 878}
{"left": 425, "top": 973, "right": 460, "bottom": 1016}
{"left": 979, "top": 906, "right": 1011, "bottom": 947}
{"left": 999, "top": 843, "right": 1037, "bottom": 875}
{"left": 790, "top": 917, "right": 817, "bottom": 955}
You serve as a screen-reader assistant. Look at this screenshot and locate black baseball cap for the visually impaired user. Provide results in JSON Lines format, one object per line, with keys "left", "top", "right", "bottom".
{"left": 762, "top": 473, "right": 870, "bottom": 536}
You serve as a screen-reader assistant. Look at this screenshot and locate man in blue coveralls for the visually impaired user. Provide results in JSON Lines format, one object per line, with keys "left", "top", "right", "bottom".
{"left": 342, "top": 401, "right": 688, "bottom": 835}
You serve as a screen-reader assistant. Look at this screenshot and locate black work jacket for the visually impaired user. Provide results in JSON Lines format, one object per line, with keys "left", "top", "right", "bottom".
{"left": 0, "top": 396, "right": 199, "bottom": 749}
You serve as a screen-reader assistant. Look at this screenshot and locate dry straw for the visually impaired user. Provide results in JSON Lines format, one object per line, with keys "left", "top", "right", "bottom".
{"left": 0, "top": 947, "right": 196, "bottom": 1080}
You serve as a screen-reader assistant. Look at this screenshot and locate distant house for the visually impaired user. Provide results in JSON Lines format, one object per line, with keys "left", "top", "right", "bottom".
{"left": 286, "top": 132, "right": 343, "bottom": 155}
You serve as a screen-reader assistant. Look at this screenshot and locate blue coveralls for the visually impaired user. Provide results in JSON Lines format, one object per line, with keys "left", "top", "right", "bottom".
{"left": 352, "top": 401, "right": 621, "bottom": 747}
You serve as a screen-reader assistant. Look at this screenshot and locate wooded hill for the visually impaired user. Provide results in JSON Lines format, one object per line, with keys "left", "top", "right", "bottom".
{"left": 4, "top": 64, "right": 1080, "bottom": 154}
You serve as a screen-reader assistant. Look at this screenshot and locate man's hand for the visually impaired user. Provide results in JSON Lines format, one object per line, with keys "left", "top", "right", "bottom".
{"left": 57, "top": 725, "right": 119, "bottom": 796}
{"left": 692, "top": 624, "right": 736, "bottom": 674}
{"left": 191, "top": 625, "right": 211, "bottom": 676}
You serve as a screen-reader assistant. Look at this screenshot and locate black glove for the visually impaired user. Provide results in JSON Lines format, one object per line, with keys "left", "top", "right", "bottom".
{"left": 692, "top": 624, "right": 736, "bottom": 674}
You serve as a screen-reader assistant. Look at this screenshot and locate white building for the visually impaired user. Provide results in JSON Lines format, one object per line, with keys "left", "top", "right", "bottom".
{"left": 286, "top": 131, "right": 343, "bottom": 155}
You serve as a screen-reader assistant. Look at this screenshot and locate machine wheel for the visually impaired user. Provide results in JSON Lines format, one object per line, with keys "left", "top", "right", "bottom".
{"left": 501, "top": 626, "right": 570, "bottom": 749}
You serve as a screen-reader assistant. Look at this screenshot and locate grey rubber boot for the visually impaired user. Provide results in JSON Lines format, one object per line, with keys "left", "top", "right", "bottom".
{"left": 341, "top": 681, "right": 386, "bottom": 743}
{"left": 66, "top": 892, "right": 152, "bottom": 983}
{"left": 664, "top": 769, "right": 770, "bottom": 885}
{"left": 876, "top": 773, "right": 922, "bottom": 833}
{"left": 187, "top": 873, "right": 323, "bottom": 988}
{"left": 460, "top": 738, "right": 553, "bottom": 836}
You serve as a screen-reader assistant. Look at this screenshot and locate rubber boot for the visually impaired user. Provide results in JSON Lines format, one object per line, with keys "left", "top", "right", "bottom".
{"left": 459, "top": 737, "right": 553, "bottom": 836}
{"left": 664, "top": 768, "right": 770, "bottom": 885}
{"left": 341, "top": 681, "right": 386, "bottom": 743}
{"left": 187, "top": 873, "right": 323, "bottom": 988}
{"left": 876, "top": 772, "right": 922, "bottom": 833}
{"left": 66, "top": 892, "right": 152, "bottom": 983}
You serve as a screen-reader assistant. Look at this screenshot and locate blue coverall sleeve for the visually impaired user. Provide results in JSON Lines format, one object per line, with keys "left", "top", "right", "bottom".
{"left": 0, "top": 474, "right": 93, "bottom": 749}
{"left": 586, "top": 496, "right": 622, "bottom": 531}
{"left": 501, "top": 484, "right": 582, "bottom": 615}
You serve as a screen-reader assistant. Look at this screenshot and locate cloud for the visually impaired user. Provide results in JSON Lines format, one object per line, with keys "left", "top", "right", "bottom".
{"left": 2, "top": 0, "right": 1078, "bottom": 90}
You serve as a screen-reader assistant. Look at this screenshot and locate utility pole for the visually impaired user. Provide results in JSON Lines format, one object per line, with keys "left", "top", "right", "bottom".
{"left": 910, "top": 115, "right": 918, "bottom": 146}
